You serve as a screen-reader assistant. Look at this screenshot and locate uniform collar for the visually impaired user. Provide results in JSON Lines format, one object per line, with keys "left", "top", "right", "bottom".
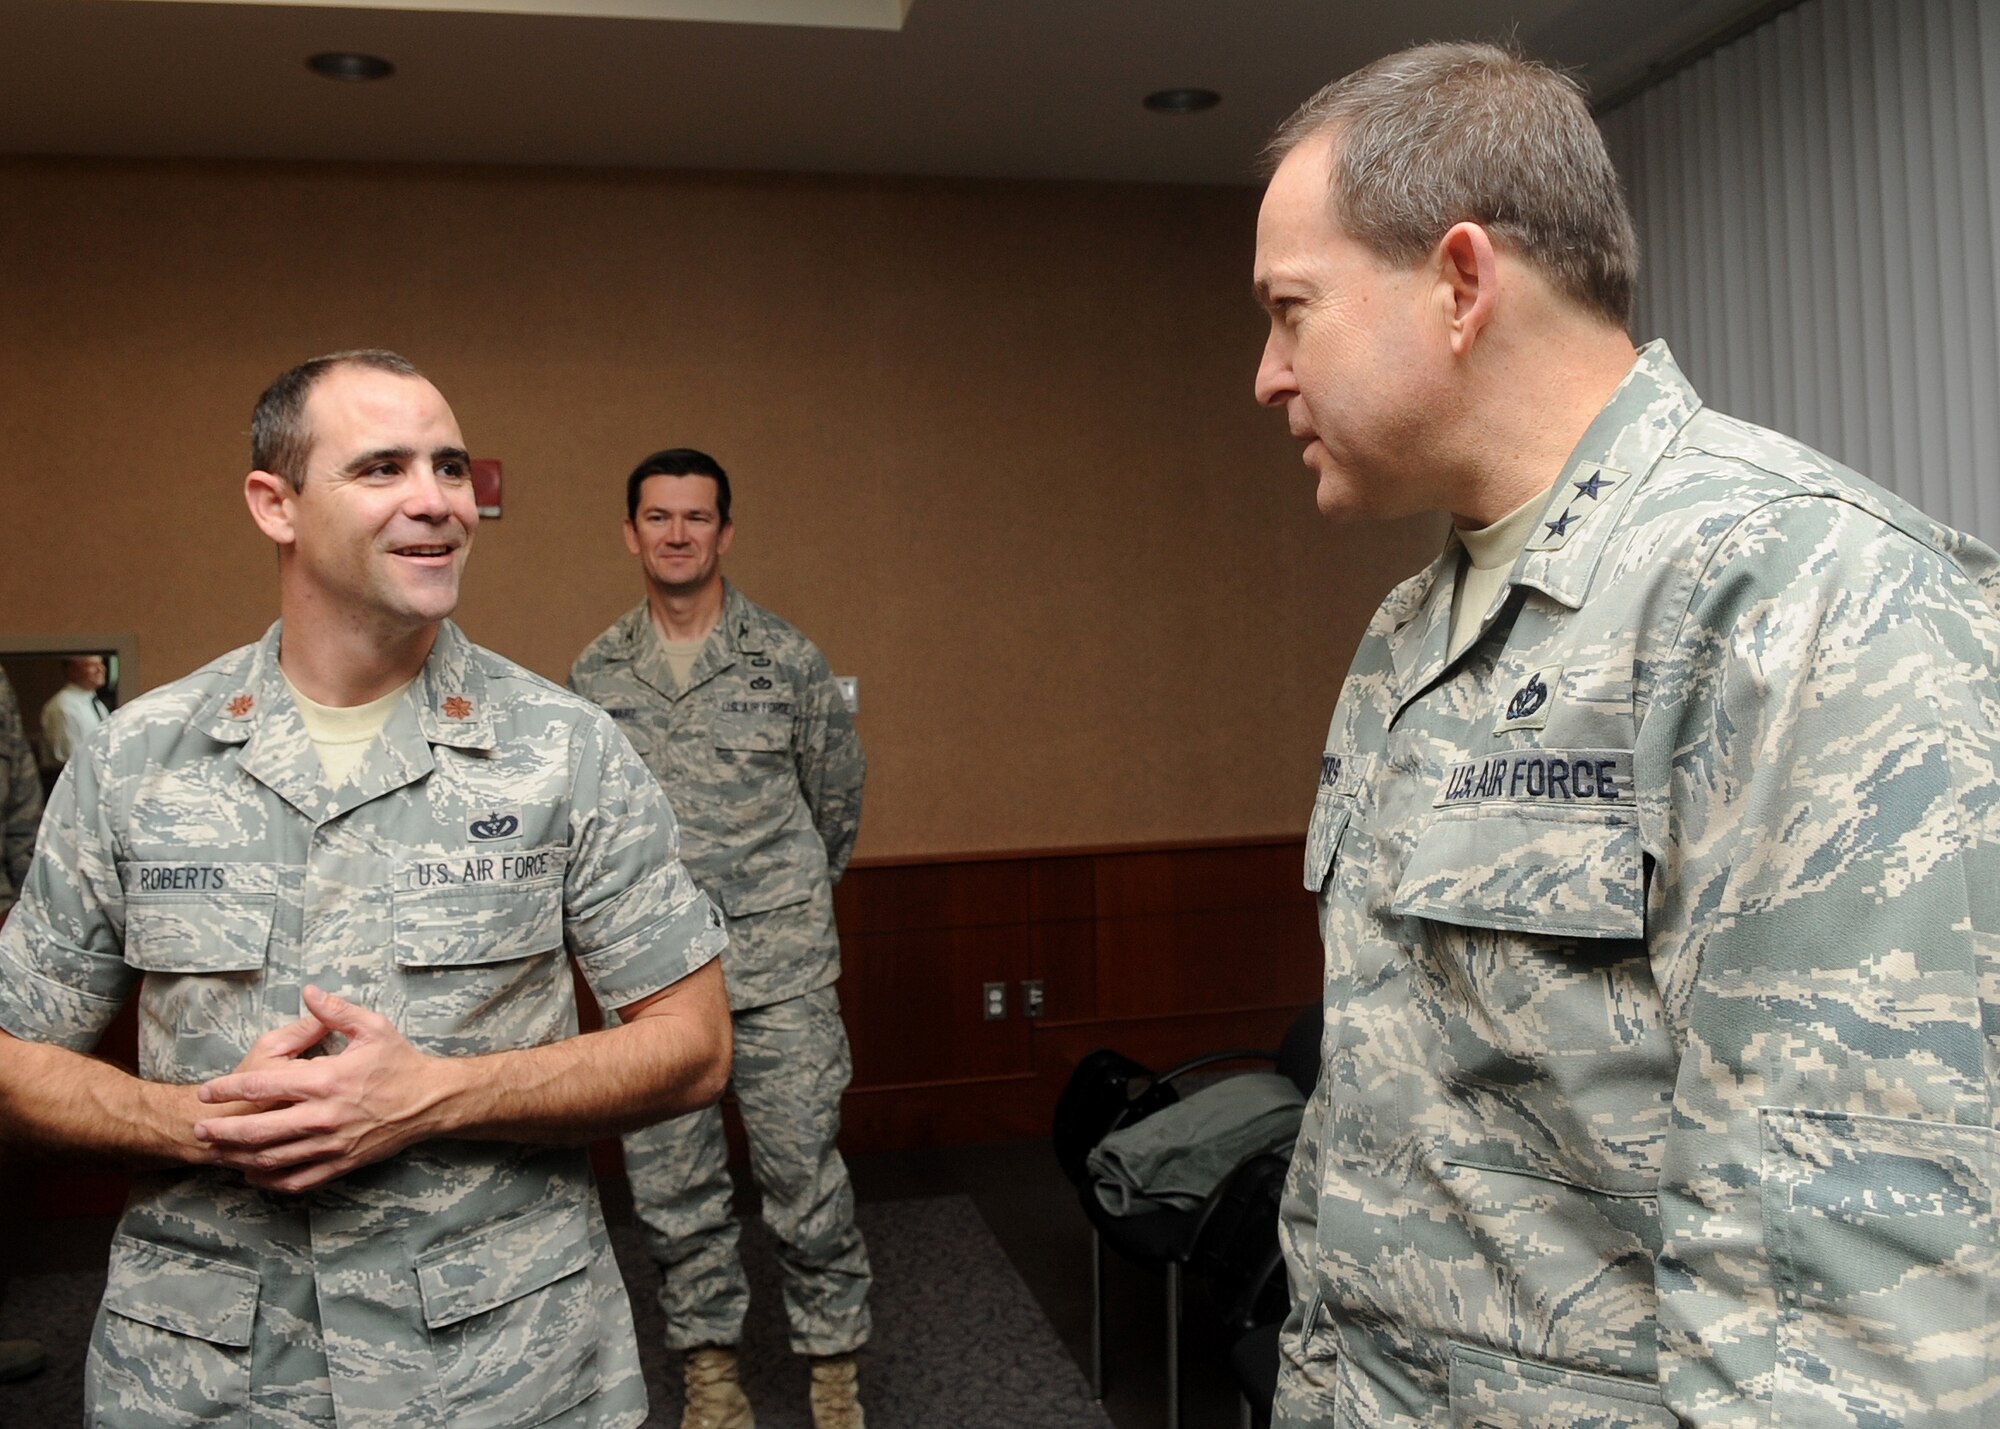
{"left": 716, "top": 582, "right": 767, "bottom": 655}
{"left": 614, "top": 581, "right": 766, "bottom": 701}
{"left": 1512, "top": 341, "right": 1702, "bottom": 610}
{"left": 1380, "top": 343, "right": 1701, "bottom": 712}
{"left": 195, "top": 620, "right": 493, "bottom": 825}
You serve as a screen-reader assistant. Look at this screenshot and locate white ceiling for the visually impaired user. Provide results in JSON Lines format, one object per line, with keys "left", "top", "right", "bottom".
{"left": 7, "top": 0, "right": 1778, "bottom": 185}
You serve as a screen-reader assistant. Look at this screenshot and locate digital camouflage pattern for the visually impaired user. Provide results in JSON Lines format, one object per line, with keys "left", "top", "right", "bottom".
{"left": 623, "top": 986, "right": 872, "bottom": 1356}
{"left": 0, "top": 620, "right": 725, "bottom": 1429}
{"left": 569, "top": 582, "right": 862, "bottom": 1012}
{"left": 1276, "top": 343, "right": 2000, "bottom": 1429}
{"left": 572, "top": 583, "right": 871, "bottom": 1359}
{"left": 0, "top": 669, "right": 42, "bottom": 916}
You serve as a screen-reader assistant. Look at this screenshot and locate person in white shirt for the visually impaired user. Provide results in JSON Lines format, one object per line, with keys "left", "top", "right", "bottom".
{"left": 39, "top": 654, "right": 108, "bottom": 772}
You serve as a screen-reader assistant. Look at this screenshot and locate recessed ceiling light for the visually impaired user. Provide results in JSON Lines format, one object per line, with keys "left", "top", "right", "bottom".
{"left": 1143, "top": 88, "right": 1220, "bottom": 115}
{"left": 307, "top": 52, "right": 395, "bottom": 82}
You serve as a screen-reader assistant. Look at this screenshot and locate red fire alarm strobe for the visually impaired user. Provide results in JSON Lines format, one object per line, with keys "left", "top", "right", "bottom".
{"left": 471, "top": 459, "right": 503, "bottom": 519}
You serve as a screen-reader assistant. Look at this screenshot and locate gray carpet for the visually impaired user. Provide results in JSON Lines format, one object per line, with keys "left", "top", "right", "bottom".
{"left": 0, "top": 1194, "right": 1112, "bottom": 1428}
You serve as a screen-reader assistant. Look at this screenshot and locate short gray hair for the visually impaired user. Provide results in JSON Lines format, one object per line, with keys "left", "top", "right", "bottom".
{"left": 1265, "top": 41, "right": 1636, "bottom": 327}
{"left": 251, "top": 349, "right": 425, "bottom": 491}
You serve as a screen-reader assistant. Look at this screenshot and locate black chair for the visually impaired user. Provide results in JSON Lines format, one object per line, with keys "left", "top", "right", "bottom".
{"left": 1051, "top": 1006, "right": 1320, "bottom": 1429}
{"left": 1227, "top": 1321, "right": 1281, "bottom": 1429}
{"left": 1183, "top": 1150, "right": 1290, "bottom": 1429}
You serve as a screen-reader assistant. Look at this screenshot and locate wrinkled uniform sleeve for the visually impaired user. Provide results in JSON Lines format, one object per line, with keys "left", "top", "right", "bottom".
{"left": 0, "top": 672, "right": 43, "bottom": 915}
{"left": 0, "top": 739, "right": 135, "bottom": 1048}
{"left": 1640, "top": 497, "right": 2000, "bottom": 1427}
{"left": 562, "top": 706, "right": 727, "bottom": 1012}
{"left": 793, "top": 646, "right": 863, "bottom": 883}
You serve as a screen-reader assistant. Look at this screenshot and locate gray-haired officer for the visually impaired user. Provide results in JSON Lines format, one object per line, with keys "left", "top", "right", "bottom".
{"left": 0, "top": 350, "right": 733, "bottom": 1428}
{"left": 1256, "top": 42, "right": 2000, "bottom": 1429}
{"left": 570, "top": 449, "right": 869, "bottom": 1429}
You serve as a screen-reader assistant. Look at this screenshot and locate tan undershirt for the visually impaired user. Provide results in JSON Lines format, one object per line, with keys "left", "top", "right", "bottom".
{"left": 283, "top": 673, "right": 412, "bottom": 786}
{"left": 654, "top": 627, "right": 709, "bottom": 687}
{"left": 1448, "top": 489, "right": 1550, "bottom": 659}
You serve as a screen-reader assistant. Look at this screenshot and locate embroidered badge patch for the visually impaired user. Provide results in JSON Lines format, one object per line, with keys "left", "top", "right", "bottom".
{"left": 469, "top": 811, "right": 521, "bottom": 841}
{"left": 1495, "top": 664, "right": 1562, "bottom": 733}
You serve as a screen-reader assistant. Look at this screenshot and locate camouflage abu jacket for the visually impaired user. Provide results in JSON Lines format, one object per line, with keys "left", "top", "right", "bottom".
{"left": 0, "top": 620, "right": 724, "bottom": 1429}
{"left": 570, "top": 583, "right": 862, "bottom": 1011}
{"left": 1275, "top": 343, "right": 2000, "bottom": 1429}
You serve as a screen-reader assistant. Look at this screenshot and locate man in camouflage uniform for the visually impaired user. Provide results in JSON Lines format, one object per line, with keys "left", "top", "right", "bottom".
{"left": 1255, "top": 42, "right": 2000, "bottom": 1429}
{"left": 0, "top": 669, "right": 47, "bottom": 1384}
{"left": 570, "top": 448, "right": 869, "bottom": 1429}
{"left": 0, "top": 351, "right": 734, "bottom": 1428}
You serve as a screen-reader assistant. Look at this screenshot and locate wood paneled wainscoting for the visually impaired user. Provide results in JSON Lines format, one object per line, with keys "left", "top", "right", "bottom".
{"left": 25, "top": 837, "right": 1320, "bottom": 1217}
{"left": 831, "top": 836, "right": 1321, "bottom": 1151}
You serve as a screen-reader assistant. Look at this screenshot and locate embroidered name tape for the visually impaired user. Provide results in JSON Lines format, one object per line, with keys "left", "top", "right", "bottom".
{"left": 1434, "top": 749, "right": 1634, "bottom": 808}
{"left": 1315, "top": 751, "right": 1369, "bottom": 798}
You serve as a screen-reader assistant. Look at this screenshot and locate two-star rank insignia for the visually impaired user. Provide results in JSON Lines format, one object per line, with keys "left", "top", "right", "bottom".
{"left": 1527, "top": 465, "right": 1626, "bottom": 552}
{"left": 442, "top": 696, "right": 473, "bottom": 719}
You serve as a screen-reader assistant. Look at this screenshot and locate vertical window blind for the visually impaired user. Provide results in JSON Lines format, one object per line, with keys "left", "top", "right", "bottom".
{"left": 1598, "top": 0, "right": 2000, "bottom": 548}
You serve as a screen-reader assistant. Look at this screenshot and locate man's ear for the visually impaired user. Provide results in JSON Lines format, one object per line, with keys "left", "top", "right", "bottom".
{"left": 717, "top": 520, "right": 735, "bottom": 560}
{"left": 1436, "top": 221, "right": 1499, "bottom": 357}
{"left": 245, "top": 470, "right": 298, "bottom": 546}
{"left": 622, "top": 518, "right": 642, "bottom": 557}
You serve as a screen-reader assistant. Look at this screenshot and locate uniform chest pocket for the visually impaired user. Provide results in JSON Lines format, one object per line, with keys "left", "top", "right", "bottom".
{"left": 713, "top": 711, "right": 789, "bottom": 759}
{"left": 392, "top": 848, "right": 567, "bottom": 968}
{"left": 392, "top": 851, "right": 571, "bottom": 1053}
{"left": 1390, "top": 797, "right": 1670, "bottom": 1190}
{"left": 122, "top": 862, "right": 282, "bottom": 972}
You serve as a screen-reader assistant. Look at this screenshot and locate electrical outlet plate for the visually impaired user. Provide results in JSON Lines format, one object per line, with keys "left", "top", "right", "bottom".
{"left": 982, "top": 981, "right": 1007, "bottom": 1020}
{"left": 836, "top": 676, "right": 858, "bottom": 715}
{"left": 1022, "top": 979, "right": 1045, "bottom": 1018}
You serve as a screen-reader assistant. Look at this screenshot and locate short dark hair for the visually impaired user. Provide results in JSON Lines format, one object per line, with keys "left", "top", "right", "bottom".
{"left": 625, "top": 448, "right": 731, "bottom": 524}
{"left": 1265, "top": 41, "right": 1636, "bottom": 327}
{"left": 252, "top": 349, "right": 425, "bottom": 491}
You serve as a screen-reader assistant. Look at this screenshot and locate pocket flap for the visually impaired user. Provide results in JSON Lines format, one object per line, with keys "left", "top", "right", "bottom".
{"left": 1391, "top": 804, "right": 1643, "bottom": 940}
{"left": 417, "top": 1197, "right": 594, "bottom": 1330}
{"left": 124, "top": 895, "right": 275, "bottom": 973}
{"left": 713, "top": 713, "right": 789, "bottom": 753}
{"left": 712, "top": 872, "right": 812, "bottom": 919}
{"left": 1449, "top": 1344, "right": 1674, "bottom": 1427}
{"left": 394, "top": 850, "right": 567, "bottom": 967}
{"left": 1303, "top": 795, "right": 1352, "bottom": 892}
{"left": 102, "top": 1236, "right": 260, "bottom": 1347}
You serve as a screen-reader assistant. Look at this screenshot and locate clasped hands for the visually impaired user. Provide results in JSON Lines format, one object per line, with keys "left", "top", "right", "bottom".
{"left": 193, "top": 985, "right": 446, "bottom": 1194}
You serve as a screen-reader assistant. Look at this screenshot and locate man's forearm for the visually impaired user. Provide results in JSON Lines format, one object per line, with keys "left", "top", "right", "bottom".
{"left": 428, "top": 972, "right": 731, "bottom": 1144}
{"left": 0, "top": 1029, "right": 212, "bottom": 1170}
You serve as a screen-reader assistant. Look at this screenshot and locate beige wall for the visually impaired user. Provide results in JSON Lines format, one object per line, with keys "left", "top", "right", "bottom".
{"left": 0, "top": 157, "right": 1439, "bottom": 858}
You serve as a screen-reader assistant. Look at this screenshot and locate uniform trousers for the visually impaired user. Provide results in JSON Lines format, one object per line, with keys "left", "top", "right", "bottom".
{"left": 624, "top": 984, "right": 872, "bottom": 1357}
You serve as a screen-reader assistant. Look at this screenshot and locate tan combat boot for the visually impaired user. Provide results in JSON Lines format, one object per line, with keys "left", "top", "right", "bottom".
{"left": 808, "top": 1353, "right": 865, "bottom": 1429}
{"left": 681, "top": 1345, "right": 754, "bottom": 1429}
